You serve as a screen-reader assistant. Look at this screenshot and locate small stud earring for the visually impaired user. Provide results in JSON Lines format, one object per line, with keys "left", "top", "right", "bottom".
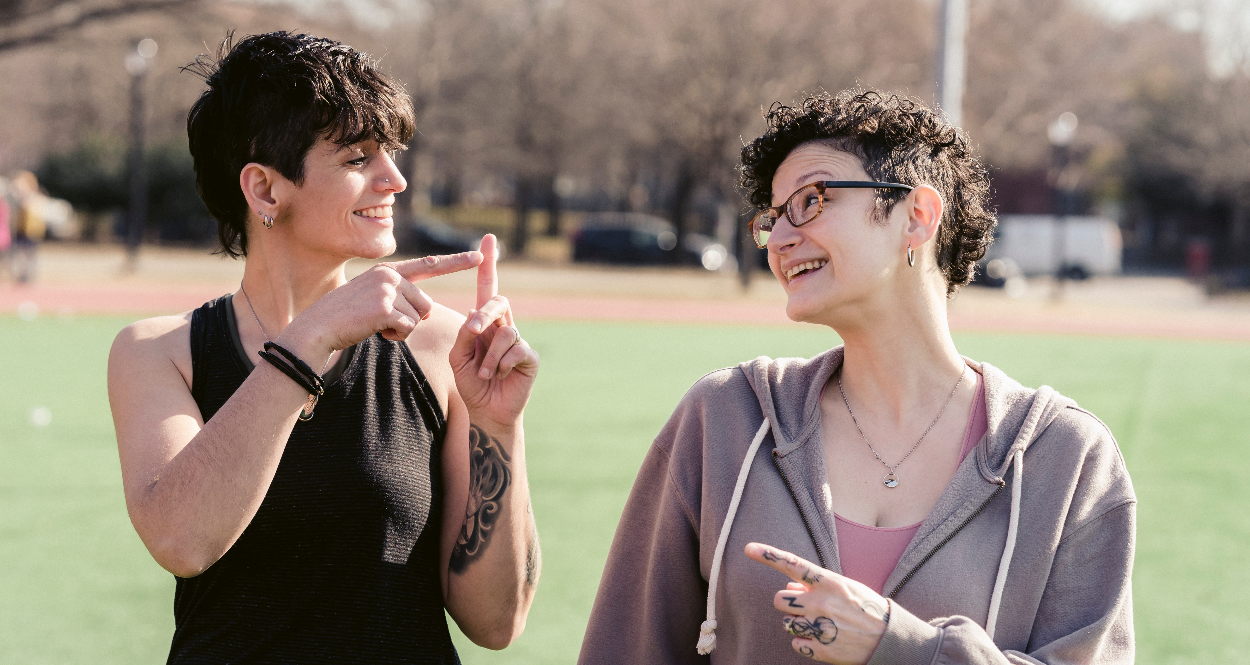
{"left": 907, "top": 244, "right": 915, "bottom": 267}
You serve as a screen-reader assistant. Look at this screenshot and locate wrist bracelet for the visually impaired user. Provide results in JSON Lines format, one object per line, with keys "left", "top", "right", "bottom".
{"left": 258, "top": 349, "right": 321, "bottom": 396}
{"left": 263, "top": 342, "right": 326, "bottom": 394}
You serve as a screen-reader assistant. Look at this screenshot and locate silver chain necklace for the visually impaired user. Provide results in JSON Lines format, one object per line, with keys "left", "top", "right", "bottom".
{"left": 240, "top": 286, "right": 330, "bottom": 420}
{"left": 837, "top": 367, "right": 966, "bottom": 488}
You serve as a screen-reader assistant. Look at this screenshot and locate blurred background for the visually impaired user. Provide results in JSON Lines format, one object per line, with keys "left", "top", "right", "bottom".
{"left": 3, "top": 0, "right": 1250, "bottom": 663}
{"left": 1, "top": 0, "right": 1249, "bottom": 285}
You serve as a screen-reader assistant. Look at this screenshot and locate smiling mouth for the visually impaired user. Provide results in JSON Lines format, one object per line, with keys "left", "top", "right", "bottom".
{"left": 353, "top": 205, "right": 393, "bottom": 219}
{"left": 785, "top": 259, "right": 828, "bottom": 280}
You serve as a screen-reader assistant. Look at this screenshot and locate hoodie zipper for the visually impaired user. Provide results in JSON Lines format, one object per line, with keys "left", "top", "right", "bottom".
{"left": 772, "top": 450, "right": 830, "bottom": 569}
{"left": 887, "top": 481, "right": 1005, "bottom": 599}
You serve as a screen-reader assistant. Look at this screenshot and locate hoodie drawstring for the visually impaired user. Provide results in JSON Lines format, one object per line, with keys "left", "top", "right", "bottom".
{"left": 986, "top": 447, "right": 1024, "bottom": 641}
{"left": 696, "top": 418, "right": 771, "bottom": 656}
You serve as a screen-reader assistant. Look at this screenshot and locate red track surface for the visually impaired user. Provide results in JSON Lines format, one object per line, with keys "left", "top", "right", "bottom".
{"left": 3, "top": 280, "right": 1249, "bottom": 341}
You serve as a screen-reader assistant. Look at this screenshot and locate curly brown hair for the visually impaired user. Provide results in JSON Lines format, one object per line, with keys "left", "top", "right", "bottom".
{"left": 739, "top": 89, "right": 995, "bottom": 296}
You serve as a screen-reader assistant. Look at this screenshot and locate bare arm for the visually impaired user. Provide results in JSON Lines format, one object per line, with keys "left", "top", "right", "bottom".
{"left": 109, "top": 313, "right": 310, "bottom": 577}
{"left": 422, "top": 235, "right": 541, "bottom": 649}
{"left": 108, "top": 253, "right": 482, "bottom": 578}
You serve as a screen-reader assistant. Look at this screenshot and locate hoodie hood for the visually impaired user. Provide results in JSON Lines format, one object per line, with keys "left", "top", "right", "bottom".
{"left": 737, "top": 346, "right": 1075, "bottom": 483}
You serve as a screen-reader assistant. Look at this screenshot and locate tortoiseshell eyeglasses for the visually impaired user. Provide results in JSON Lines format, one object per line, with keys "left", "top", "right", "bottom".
{"left": 749, "top": 180, "right": 914, "bottom": 248}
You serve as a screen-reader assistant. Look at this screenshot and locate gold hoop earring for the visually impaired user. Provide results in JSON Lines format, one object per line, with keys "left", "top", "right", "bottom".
{"left": 260, "top": 212, "right": 274, "bottom": 229}
{"left": 907, "top": 244, "right": 915, "bottom": 267}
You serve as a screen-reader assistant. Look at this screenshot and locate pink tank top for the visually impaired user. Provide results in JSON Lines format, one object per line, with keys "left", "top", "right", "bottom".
{"left": 833, "top": 370, "right": 987, "bottom": 593}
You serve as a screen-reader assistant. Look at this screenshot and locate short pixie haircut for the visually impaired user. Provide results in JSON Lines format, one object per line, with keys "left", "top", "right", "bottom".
{"left": 186, "top": 31, "right": 415, "bottom": 257}
{"left": 740, "top": 89, "right": 996, "bottom": 295}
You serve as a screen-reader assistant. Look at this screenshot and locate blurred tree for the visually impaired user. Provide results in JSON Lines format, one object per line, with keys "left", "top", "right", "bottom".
{"left": 0, "top": 0, "right": 198, "bottom": 52}
{"left": 38, "top": 139, "right": 213, "bottom": 244}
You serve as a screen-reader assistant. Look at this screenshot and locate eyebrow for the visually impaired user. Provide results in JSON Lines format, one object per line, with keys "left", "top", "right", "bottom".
{"left": 794, "top": 169, "right": 835, "bottom": 185}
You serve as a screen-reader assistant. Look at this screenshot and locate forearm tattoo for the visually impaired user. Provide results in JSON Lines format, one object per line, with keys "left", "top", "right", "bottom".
{"left": 449, "top": 425, "right": 512, "bottom": 574}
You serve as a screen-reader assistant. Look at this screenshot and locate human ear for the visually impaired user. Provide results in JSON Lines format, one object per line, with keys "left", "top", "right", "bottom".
{"left": 239, "top": 163, "right": 282, "bottom": 220}
{"left": 903, "top": 185, "right": 944, "bottom": 251}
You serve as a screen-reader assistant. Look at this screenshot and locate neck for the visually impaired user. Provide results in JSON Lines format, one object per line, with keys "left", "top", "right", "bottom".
{"left": 830, "top": 279, "right": 965, "bottom": 424}
{"left": 238, "top": 233, "right": 349, "bottom": 338}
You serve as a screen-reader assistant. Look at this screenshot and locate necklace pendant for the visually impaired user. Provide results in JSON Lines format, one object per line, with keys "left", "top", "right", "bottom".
{"left": 883, "top": 473, "right": 899, "bottom": 488}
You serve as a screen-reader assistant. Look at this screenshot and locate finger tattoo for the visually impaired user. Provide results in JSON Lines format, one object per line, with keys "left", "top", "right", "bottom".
{"left": 449, "top": 425, "right": 512, "bottom": 574}
{"left": 762, "top": 548, "right": 799, "bottom": 566}
{"left": 787, "top": 616, "right": 838, "bottom": 645}
{"left": 801, "top": 567, "right": 823, "bottom": 585}
{"left": 798, "top": 646, "right": 815, "bottom": 658}
{"left": 784, "top": 596, "right": 805, "bottom": 609}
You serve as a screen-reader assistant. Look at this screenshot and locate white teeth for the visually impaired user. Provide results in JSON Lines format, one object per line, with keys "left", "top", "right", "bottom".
{"left": 354, "top": 205, "right": 393, "bottom": 218}
{"left": 785, "top": 259, "right": 828, "bottom": 280}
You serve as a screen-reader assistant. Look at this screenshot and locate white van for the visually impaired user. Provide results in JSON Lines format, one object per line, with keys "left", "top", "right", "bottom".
{"left": 985, "top": 215, "right": 1122, "bottom": 278}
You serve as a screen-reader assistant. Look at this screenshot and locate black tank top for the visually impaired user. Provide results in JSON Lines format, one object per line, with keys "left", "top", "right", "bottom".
{"left": 171, "top": 295, "right": 459, "bottom": 664}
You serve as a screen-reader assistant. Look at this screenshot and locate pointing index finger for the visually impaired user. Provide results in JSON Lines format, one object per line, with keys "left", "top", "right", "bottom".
{"left": 746, "top": 542, "right": 826, "bottom": 587}
{"left": 476, "top": 233, "right": 498, "bottom": 309}
{"left": 391, "top": 251, "right": 483, "bottom": 282}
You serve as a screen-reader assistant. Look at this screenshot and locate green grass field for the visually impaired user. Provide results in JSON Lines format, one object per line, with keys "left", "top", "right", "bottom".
{"left": 2, "top": 314, "right": 1248, "bottom": 663}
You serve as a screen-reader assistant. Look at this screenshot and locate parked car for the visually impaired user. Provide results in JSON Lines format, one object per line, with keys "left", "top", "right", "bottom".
{"left": 395, "top": 215, "right": 504, "bottom": 258}
{"left": 571, "top": 212, "right": 728, "bottom": 270}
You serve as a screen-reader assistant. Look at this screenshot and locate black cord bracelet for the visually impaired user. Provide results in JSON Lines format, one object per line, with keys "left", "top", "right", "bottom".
{"left": 263, "top": 342, "right": 326, "bottom": 394}
{"left": 258, "top": 350, "right": 321, "bottom": 396}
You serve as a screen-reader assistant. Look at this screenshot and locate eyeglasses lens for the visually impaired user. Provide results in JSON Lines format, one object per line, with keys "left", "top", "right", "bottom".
{"left": 752, "top": 184, "right": 826, "bottom": 248}
{"left": 751, "top": 212, "right": 775, "bottom": 248}
{"left": 789, "top": 184, "right": 823, "bottom": 226}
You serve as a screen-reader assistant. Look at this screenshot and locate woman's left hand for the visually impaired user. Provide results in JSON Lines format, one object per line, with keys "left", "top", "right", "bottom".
{"left": 745, "top": 542, "right": 890, "bottom": 664}
{"left": 449, "top": 234, "right": 540, "bottom": 430}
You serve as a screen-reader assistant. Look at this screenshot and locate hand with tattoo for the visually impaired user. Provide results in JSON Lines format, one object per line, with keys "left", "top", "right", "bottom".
{"left": 449, "top": 234, "right": 540, "bottom": 431}
{"left": 746, "top": 543, "right": 889, "bottom": 664}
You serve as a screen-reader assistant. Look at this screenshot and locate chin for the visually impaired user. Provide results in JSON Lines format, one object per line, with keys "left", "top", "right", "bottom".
{"left": 784, "top": 295, "right": 822, "bottom": 324}
{"left": 354, "top": 232, "right": 398, "bottom": 260}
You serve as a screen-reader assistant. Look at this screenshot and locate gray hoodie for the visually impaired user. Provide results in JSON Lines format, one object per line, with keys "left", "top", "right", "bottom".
{"left": 580, "top": 347, "right": 1135, "bottom": 664}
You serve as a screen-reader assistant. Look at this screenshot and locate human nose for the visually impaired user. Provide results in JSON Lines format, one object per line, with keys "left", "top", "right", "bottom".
{"left": 767, "top": 210, "right": 802, "bottom": 252}
{"left": 376, "top": 151, "right": 407, "bottom": 193}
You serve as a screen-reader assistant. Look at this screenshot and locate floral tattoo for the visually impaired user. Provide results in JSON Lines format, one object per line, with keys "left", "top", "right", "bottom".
{"left": 449, "top": 425, "right": 512, "bottom": 574}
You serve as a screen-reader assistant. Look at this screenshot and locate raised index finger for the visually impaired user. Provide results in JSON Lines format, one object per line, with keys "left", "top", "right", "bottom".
{"left": 476, "top": 233, "right": 498, "bottom": 309}
{"left": 745, "top": 542, "right": 827, "bottom": 587}
{"left": 391, "top": 251, "right": 483, "bottom": 282}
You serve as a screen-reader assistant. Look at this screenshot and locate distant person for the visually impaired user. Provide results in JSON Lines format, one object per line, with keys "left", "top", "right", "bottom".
{"left": 581, "top": 90, "right": 1134, "bottom": 664}
{"left": 10, "top": 170, "right": 45, "bottom": 283}
{"left": 0, "top": 177, "right": 12, "bottom": 280}
{"left": 107, "top": 32, "right": 541, "bottom": 663}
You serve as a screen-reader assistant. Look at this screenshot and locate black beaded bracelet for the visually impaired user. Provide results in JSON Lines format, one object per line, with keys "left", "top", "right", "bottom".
{"left": 257, "top": 349, "right": 321, "bottom": 396}
{"left": 263, "top": 342, "right": 326, "bottom": 394}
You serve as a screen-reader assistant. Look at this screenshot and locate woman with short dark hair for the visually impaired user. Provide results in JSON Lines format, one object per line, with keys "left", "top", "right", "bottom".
{"left": 109, "top": 32, "right": 541, "bottom": 663}
{"left": 581, "top": 90, "right": 1134, "bottom": 664}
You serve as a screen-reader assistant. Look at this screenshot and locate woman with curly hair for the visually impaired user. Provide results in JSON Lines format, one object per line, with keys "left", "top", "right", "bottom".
{"left": 108, "top": 32, "right": 540, "bottom": 663}
{"left": 580, "top": 90, "right": 1134, "bottom": 664}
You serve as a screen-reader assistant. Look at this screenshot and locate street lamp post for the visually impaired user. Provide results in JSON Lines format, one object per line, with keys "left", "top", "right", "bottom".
{"left": 1048, "top": 111, "right": 1078, "bottom": 298}
{"left": 936, "top": 0, "right": 968, "bottom": 127}
{"left": 124, "top": 38, "right": 157, "bottom": 267}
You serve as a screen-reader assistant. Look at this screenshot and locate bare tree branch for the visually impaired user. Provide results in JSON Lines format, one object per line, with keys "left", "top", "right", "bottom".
{"left": 0, "top": 0, "right": 198, "bottom": 53}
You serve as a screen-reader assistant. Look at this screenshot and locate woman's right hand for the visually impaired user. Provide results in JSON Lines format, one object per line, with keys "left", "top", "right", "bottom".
{"left": 277, "top": 251, "right": 484, "bottom": 364}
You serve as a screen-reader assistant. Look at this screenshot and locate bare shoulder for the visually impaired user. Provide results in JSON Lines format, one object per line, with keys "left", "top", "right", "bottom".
{"left": 405, "top": 302, "right": 465, "bottom": 416}
{"left": 110, "top": 311, "right": 196, "bottom": 390}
